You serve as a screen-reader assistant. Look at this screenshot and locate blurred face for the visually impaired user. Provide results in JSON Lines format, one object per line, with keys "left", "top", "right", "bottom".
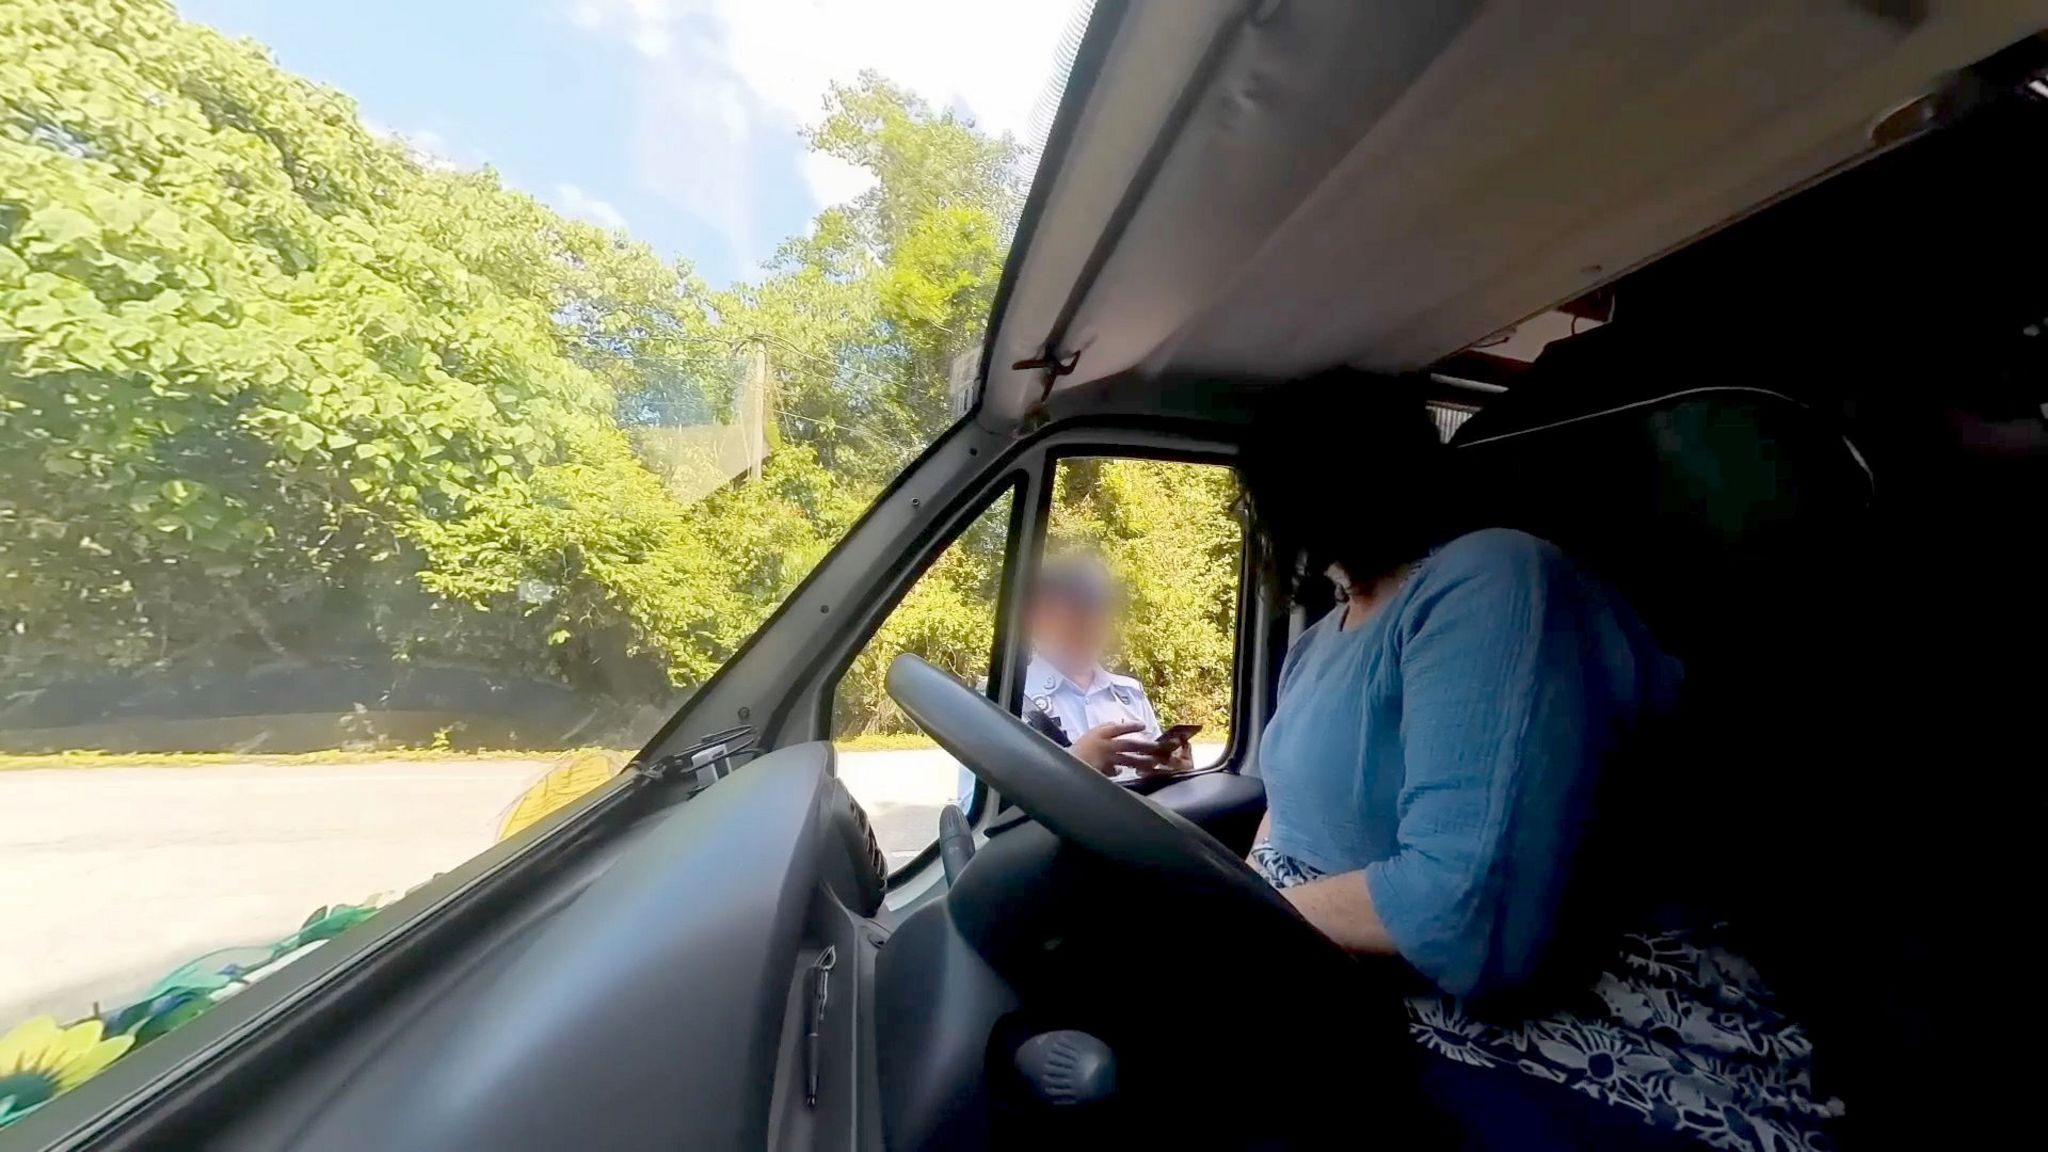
{"left": 1028, "top": 591, "right": 1112, "bottom": 672}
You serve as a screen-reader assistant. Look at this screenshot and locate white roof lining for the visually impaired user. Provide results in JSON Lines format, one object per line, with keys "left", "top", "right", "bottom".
{"left": 977, "top": 0, "right": 1239, "bottom": 426}
{"left": 1033, "top": 2, "right": 1490, "bottom": 413}
{"left": 1301, "top": 0, "right": 2037, "bottom": 373}
{"left": 980, "top": 0, "right": 2048, "bottom": 422}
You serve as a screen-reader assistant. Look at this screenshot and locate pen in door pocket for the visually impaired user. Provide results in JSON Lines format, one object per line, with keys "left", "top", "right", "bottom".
{"left": 805, "top": 945, "right": 836, "bottom": 1107}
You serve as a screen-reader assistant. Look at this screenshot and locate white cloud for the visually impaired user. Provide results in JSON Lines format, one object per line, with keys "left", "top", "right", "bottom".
{"left": 553, "top": 182, "right": 630, "bottom": 230}
{"left": 798, "top": 152, "right": 878, "bottom": 210}
{"left": 631, "top": 26, "right": 672, "bottom": 58}
{"left": 365, "top": 122, "right": 468, "bottom": 172}
{"left": 564, "top": 0, "right": 1083, "bottom": 270}
{"left": 629, "top": 63, "right": 756, "bottom": 264}
{"left": 689, "top": 1, "right": 1075, "bottom": 140}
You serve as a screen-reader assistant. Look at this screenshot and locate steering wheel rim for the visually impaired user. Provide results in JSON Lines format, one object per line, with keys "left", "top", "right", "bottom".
{"left": 884, "top": 653, "right": 1308, "bottom": 927}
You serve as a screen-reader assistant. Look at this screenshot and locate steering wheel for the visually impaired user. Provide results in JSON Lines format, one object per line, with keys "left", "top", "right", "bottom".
{"left": 885, "top": 653, "right": 1312, "bottom": 932}
{"left": 887, "top": 653, "right": 1423, "bottom": 1144}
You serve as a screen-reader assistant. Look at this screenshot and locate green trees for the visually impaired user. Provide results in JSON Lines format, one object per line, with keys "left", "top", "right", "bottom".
{"left": 727, "top": 72, "right": 1016, "bottom": 477}
{"left": 1, "top": 0, "right": 1238, "bottom": 747}
{"left": 1, "top": 0, "right": 727, "bottom": 703}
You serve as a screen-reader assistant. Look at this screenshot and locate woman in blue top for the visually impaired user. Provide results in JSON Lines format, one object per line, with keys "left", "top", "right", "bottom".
{"left": 1239, "top": 376, "right": 1839, "bottom": 1151}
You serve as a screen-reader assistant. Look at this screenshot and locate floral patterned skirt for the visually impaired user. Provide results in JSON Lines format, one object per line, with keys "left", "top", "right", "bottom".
{"left": 1249, "top": 843, "right": 1844, "bottom": 1151}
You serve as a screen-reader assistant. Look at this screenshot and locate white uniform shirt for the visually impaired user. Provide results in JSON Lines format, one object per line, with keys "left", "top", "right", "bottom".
{"left": 1020, "top": 653, "right": 1162, "bottom": 745}
{"left": 958, "top": 653, "right": 1161, "bottom": 805}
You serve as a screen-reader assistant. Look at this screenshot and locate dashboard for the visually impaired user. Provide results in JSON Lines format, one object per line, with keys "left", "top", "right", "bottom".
{"left": 103, "top": 744, "right": 1265, "bottom": 1151}
{"left": 194, "top": 744, "right": 885, "bottom": 1151}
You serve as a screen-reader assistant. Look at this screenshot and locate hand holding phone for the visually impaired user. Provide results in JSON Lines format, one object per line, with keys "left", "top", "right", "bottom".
{"left": 1143, "top": 724, "right": 1202, "bottom": 773}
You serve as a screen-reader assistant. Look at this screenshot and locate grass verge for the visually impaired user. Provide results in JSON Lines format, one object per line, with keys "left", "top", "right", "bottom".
{"left": 830, "top": 732, "right": 942, "bottom": 752}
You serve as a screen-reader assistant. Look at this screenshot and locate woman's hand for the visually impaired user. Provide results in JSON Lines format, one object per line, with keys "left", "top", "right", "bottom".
{"left": 1071, "top": 721, "right": 1168, "bottom": 776}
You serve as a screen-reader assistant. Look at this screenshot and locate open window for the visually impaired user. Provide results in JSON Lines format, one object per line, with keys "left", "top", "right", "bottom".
{"left": 829, "top": 487, "right": 1017, "bottom": 870}
{"left": 1018, "top": 456, "right": 1245, "bottom": 776}
{"left": 820, "top": 452, "right": 1249, "bottom": 874}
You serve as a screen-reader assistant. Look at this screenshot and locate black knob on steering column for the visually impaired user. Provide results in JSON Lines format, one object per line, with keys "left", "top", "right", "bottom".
{"left": 1013, "top": 1030, "right": 1117, "bottom": 1107}
{"left": 937, "top": 802, "right": 975, "bottom": 884}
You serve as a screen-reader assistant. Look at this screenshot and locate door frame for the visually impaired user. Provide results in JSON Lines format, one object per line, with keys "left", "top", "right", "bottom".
{"left": 747, "top": 419, "right": 1270, "bottom": 887}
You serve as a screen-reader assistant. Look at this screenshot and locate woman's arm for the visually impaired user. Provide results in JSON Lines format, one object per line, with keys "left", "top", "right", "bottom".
{"left": 1308, "top": 531, "right": 1651, "bottom": 997}
{"left": 1250, "top": 813, "right": 1395, "bottom": 951}
{"left": 1279, "top": 871, "right": 1397, "bottom": 954}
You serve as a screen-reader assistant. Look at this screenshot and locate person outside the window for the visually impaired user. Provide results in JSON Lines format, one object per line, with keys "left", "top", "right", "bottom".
{"left": 959, "top": 555, "right": 1187, "bottom": 805}
{"left": 1022, "top": 554, "right": 1191, "bottom": 778}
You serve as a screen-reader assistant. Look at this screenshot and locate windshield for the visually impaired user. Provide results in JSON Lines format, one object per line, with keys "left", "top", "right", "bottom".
{"left": 0, "top": 0, "right": 1096, "bottom": 1124}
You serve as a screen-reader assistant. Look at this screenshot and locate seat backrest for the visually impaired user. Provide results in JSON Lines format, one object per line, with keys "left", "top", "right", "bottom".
{"left": 1447, "top": 326, "right": 1885, "bottom": 1105}
{"left": 1450, "top": 326, "right": 1875, "bottom": 669}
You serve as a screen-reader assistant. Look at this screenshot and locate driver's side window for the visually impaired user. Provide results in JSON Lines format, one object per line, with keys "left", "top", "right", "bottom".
{"left": 830, "top": 489, "right": 1014, "bottom": 871}
{"left": 828, "top": 456, "right": 1245, "bottom": 873}
{"left": 1027, "top": 457, "right": 1242, "bottom": 778}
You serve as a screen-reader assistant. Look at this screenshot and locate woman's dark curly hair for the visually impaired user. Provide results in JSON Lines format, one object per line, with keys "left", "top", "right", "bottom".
{"left": 1240, "top": 371, "right": 1458, "bottom": 602}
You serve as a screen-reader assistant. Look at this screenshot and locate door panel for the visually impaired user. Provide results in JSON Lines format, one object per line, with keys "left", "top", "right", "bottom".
{"left": 1142, "top": 772, "right": 1266, "bottom": 857}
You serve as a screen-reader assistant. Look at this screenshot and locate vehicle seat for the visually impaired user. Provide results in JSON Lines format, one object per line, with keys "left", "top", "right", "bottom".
{"left": 1447, "top": 325, "right": 1884, "bottom": 1121}
{"left": 1449, "top": 324, "right": 1875, "bottom": 664}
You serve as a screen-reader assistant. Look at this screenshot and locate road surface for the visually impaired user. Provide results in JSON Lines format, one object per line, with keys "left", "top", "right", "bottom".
{"left": 0, "top": 743, "right": 1218, "bottom": 1027}
{"left": 0, "top": 749, "right": 959, "bottom": 1027}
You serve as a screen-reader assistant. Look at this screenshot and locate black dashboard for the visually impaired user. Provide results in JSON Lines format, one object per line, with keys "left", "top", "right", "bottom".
{"left": 92, "top": 744, "right": 1269, "bottom": 1152}
{"left": 194, "top": 744, "right": 885, "bottom": 1151}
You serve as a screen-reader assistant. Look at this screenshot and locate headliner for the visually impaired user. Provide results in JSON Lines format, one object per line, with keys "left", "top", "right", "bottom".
{"left": 977, "top": 0, "right": 2048, "bottom": 425}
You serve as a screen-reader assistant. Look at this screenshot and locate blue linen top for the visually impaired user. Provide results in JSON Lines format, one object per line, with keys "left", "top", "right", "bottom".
{"left": 1258, "top": 528, "right": 1681, "bottom": 999}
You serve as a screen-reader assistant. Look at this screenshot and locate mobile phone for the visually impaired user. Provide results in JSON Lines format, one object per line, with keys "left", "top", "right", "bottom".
{"left": 1155, "top": 723, "right": 1203, "bottom": 751}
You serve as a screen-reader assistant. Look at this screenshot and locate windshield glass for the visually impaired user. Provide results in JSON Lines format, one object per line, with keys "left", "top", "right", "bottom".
{"left": 0, "top": 0, "right": 1093, "bottom": 1124}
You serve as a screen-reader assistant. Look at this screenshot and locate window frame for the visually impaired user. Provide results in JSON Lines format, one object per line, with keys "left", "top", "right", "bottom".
{"left": 1011, "top": 446, "right": 1256, "bottom": 785}
{"left": 754, "top": 420, "right": 1268, "bottom": 889}
{"left": 858, "top": 439, "right": 1263, "bottom": 882}
{"left": 811, "top": 475, "right": 1027, "bottom": 874}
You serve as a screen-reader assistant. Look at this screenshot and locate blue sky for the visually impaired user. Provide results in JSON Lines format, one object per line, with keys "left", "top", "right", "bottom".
{"left": 178, "top": 1, "right": 1081, "bottom": 287}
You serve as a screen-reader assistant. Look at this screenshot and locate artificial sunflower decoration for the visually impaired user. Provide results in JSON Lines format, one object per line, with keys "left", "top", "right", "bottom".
{"left": 0, "top": 1017, "right": 133, "bottom": 1128}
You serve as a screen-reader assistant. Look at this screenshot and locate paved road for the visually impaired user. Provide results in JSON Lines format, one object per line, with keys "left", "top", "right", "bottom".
{"left": 0, "top": 743, "right": 1220, "bottom": 1026}
{"left": 0, "top": 750, "right": 960, "bottom": 1026}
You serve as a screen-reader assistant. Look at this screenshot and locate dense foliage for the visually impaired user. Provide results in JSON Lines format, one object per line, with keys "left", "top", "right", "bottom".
{"left": 0, "top": 0, "right": 1239, "bottom": 745}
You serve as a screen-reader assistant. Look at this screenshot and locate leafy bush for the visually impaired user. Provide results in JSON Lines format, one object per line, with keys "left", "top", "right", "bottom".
{"left": 0, "top": 0, "right": 722, "bottom": 702}
{"left": 1, "top": 0, "right": 1241, "bottom": 748}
